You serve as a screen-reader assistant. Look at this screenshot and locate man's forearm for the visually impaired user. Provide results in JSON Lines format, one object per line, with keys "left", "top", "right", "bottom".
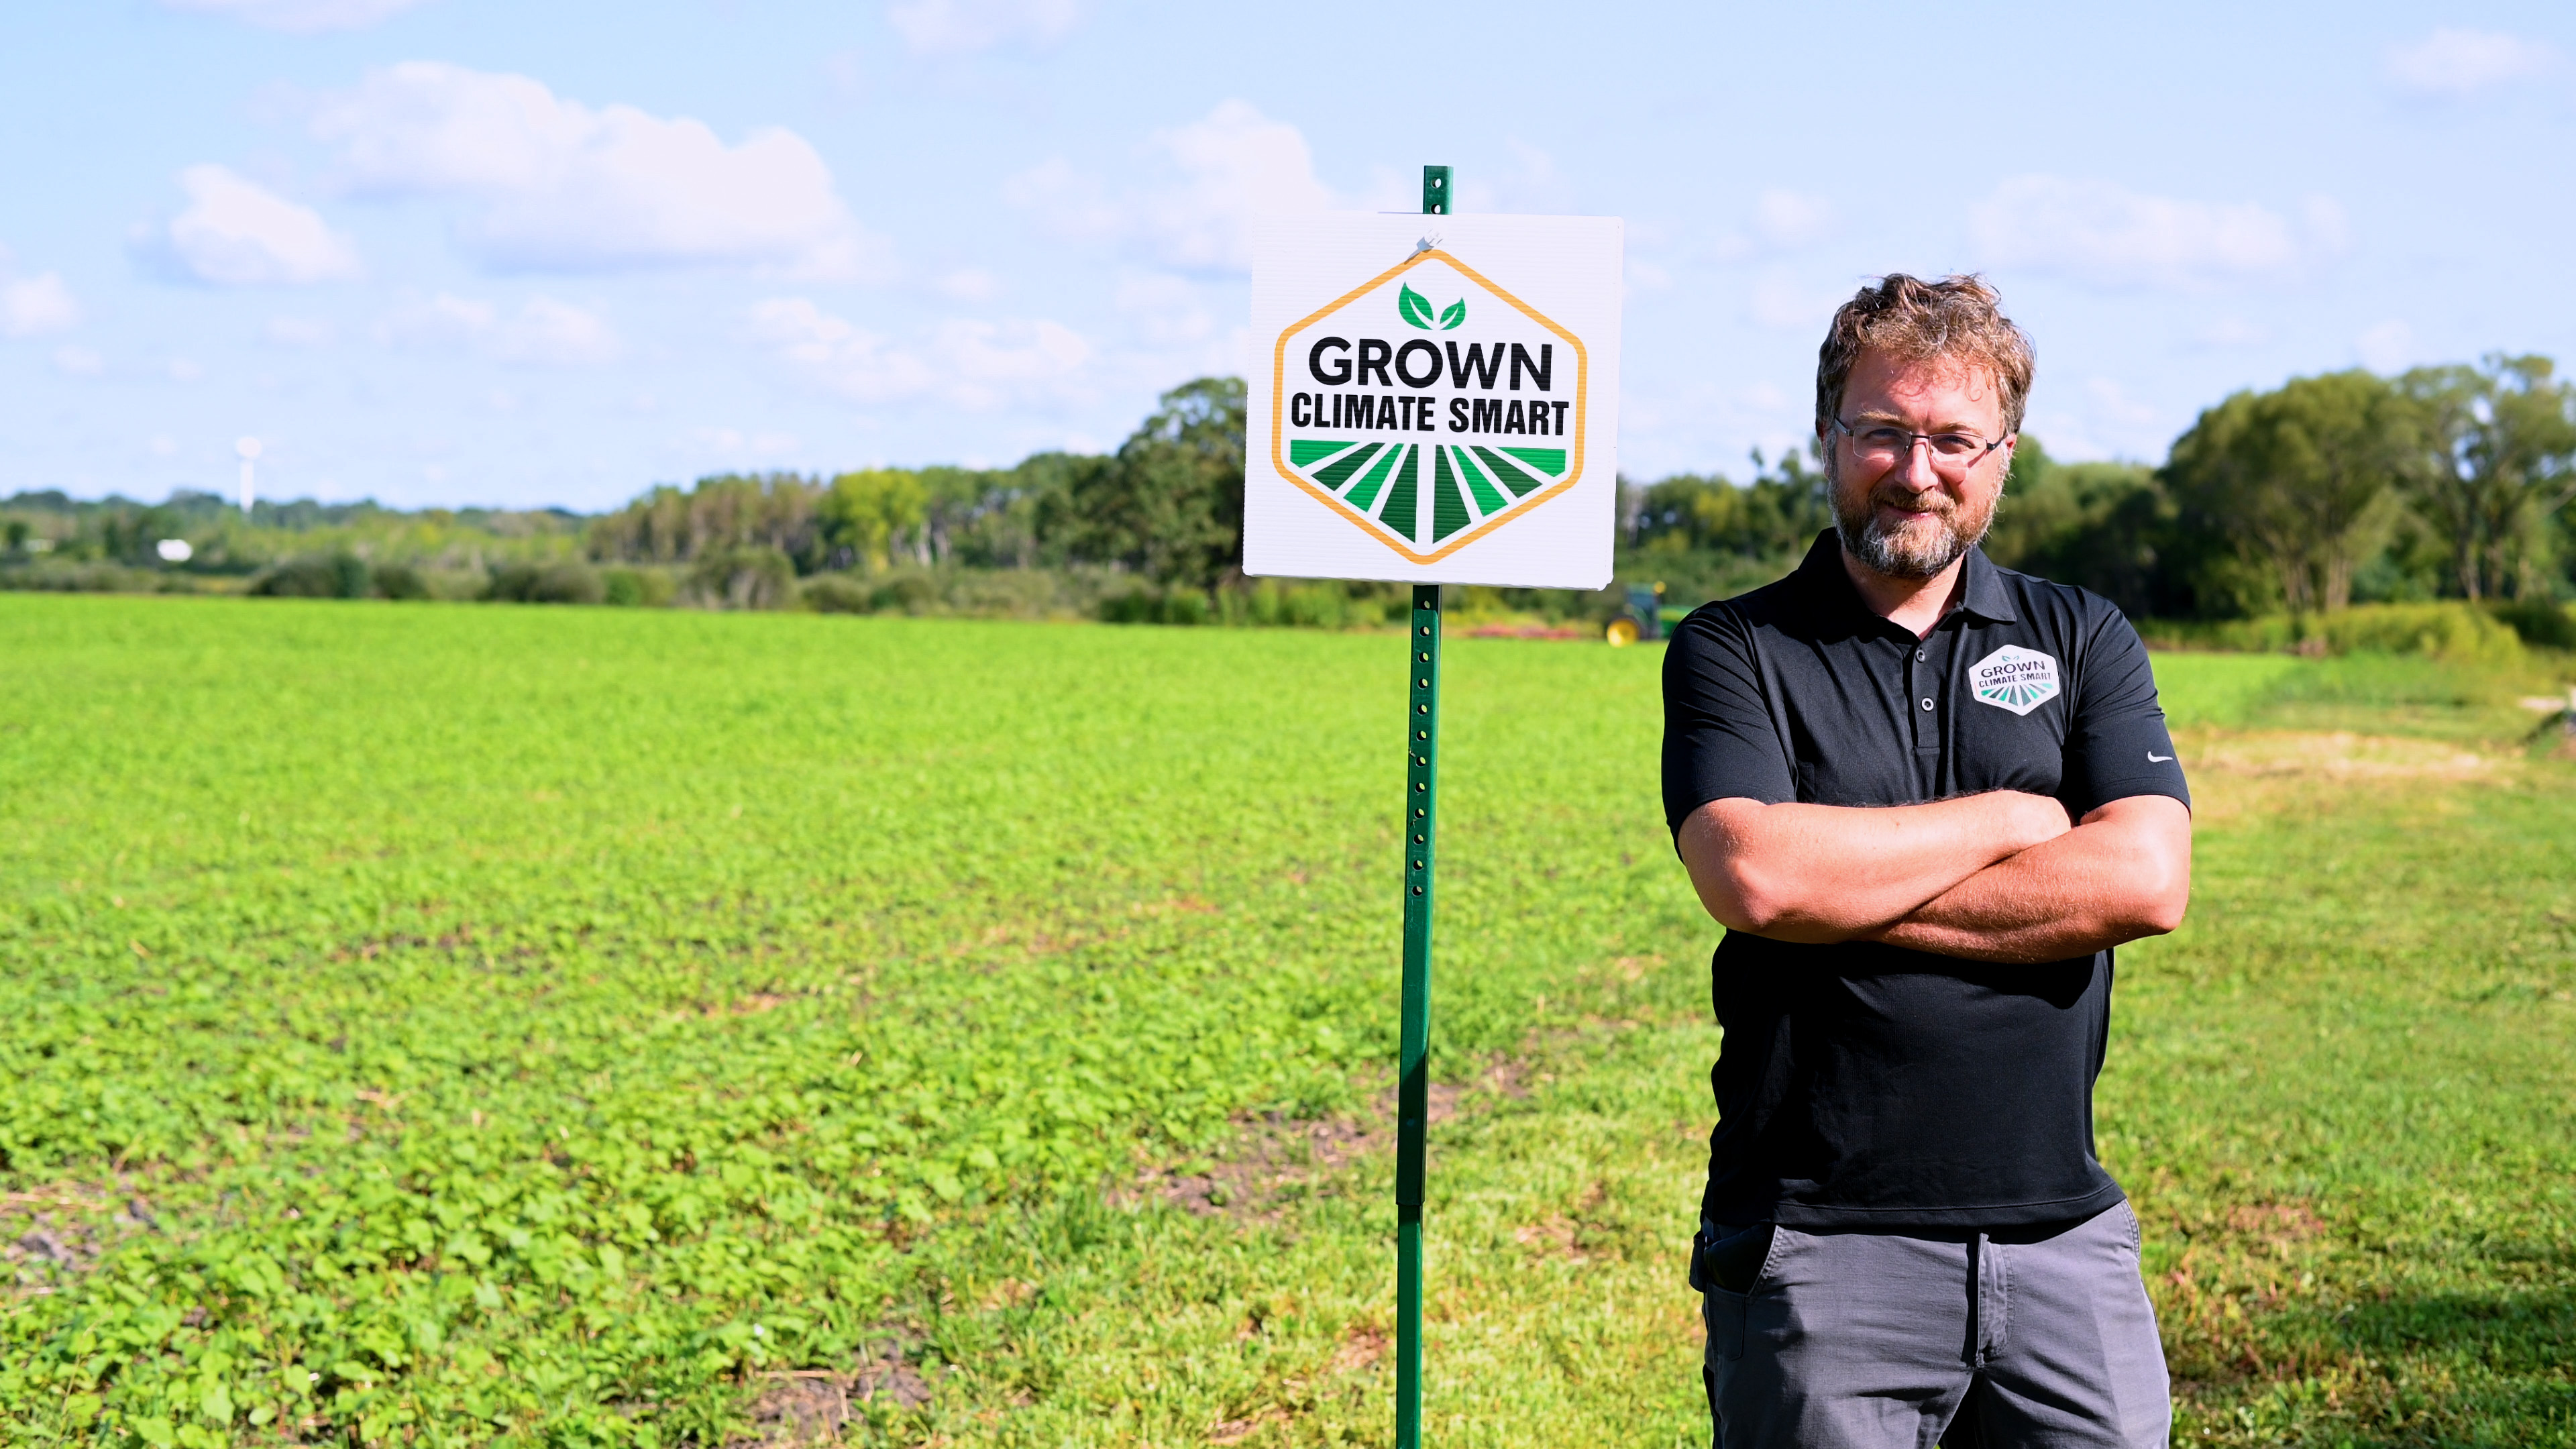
{"left": 1870, "top": 796, "right": 2192, "bottom": 963}
{"left": 1678, "top": 791, "right": 2068, "bottom": 943}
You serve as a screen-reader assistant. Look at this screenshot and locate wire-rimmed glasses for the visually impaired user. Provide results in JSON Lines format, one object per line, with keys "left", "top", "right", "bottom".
{"left": 1828, "top": 417, "right": 2009, "bottom": 476}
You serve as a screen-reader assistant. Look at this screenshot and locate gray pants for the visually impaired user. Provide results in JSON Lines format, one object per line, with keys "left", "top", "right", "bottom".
{"left": 1703, "top": 1201, "right": 2169, "bottom": 1448}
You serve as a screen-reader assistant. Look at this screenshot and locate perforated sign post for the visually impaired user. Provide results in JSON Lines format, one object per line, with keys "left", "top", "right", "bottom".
{"left": 1245, "top": 171, "right": 1622, "bottom": 1447}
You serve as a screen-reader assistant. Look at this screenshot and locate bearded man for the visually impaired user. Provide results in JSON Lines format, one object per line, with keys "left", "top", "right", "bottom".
{"left": 1661, "top": 274, "right": 2192, "bottom": 1448}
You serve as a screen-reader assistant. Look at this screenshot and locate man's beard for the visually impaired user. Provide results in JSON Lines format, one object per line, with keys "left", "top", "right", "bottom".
{"left": 1831, "top": 470, "right": 1996, "bottom": 581}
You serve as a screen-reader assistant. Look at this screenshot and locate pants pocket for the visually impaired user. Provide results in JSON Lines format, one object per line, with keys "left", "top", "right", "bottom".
{"left": 1704, "top": 1284, "right": 1748, "bottom": 1364}
{"left": 1701, "top": 1226, "right": 1790, "bottom": 1364}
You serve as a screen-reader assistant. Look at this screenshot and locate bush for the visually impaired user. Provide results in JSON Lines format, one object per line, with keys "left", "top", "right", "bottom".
{"left": 1101, "top": 587, "right": 1212, "bottom": 625}
{"left": 1224, "top": 579, "right": 1394, "bottom": 629}
{"left": 600, "top": 567, "right": 674, "bottom": 608}
{"left": 867, "top": 570, "right": 941, "bottom": 614}
{"left": 682, "top": 547, "right": 796, "bottom": 610}
{"left": 252, "top": 553, "right": 372, "bottom": 599}
{"left": 798, "top": 566, "right": 1118, "bottom": 619}
{"left": 2490, "top": 598, "right": 2576, "bottom": 651}
{"left": 802, "top": 574, "right": 873, "bottom": 613}
{"left": 486, "top": 560, "right": 606, "bottom": 605}
{"left": 2141, "top": 602, "right": 2528, "bottom": 665}
{"left": 371, "top": 563, "right": 431, "bottom": 600}
{"left": 0, "top": 562, "right": 158, "bottom": 594}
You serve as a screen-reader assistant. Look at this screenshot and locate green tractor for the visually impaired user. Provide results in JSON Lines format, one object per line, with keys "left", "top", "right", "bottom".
{"left": 1605, "top": 582, "right": 1666, "bottom": 647}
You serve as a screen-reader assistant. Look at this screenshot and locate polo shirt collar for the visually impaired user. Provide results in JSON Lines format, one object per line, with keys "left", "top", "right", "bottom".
{"left": 1792, "top": 529, "right": 2021, "bottom": 627}
{"left": 1954, "top": 543, "right": 2019, "bottom": 624}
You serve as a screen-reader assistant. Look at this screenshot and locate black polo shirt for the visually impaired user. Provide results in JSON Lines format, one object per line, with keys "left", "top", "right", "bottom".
{"left": 1661, "top": 531, "right": 2190, "bottom": 1230}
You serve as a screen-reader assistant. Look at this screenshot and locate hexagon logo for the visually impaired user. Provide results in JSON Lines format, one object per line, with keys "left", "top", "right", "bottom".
{"left": 1968, "top": 644, "right": 2062, "bottom": 715}
{"left": 1269, "top": 248, "right": 1587, "bottom": 565}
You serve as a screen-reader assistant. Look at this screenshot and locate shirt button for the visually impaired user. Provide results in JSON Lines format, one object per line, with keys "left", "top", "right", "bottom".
{"left": 1920, "top": 698, "right": 1935, "bottom": 711}
{"left": 1917, "top": 650, "right": 1927, "bottom": 661}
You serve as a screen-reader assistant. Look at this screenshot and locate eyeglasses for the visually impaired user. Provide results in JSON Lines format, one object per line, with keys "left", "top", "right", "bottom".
{"left": 1829, "top": 417, "right": 2009, "bottom": 475}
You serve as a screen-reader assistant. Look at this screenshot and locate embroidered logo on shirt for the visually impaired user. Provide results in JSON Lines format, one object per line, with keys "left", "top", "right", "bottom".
{"left": 1968, "top": 645, "right": 2061, "bottom": 716}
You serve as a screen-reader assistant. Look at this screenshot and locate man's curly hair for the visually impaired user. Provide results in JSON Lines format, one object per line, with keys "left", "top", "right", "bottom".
{"left": 1815, "top": 274, "right": 2035, "bottom": 436}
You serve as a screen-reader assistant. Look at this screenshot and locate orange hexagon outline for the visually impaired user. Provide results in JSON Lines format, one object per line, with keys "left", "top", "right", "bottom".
{"left": 1268, "top": 248, "right": 1588, "bottom": 565}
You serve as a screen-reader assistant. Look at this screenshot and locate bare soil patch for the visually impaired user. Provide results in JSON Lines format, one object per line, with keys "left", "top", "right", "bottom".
{"left": 1125, "top": 1060, "right": 1534, "bottom": 1220}
{"left": 731, "top": 1341, "right": 936, "bottom": 1446}
{"left": 2188, "top": 731, "right": 2494, "bottom": 780}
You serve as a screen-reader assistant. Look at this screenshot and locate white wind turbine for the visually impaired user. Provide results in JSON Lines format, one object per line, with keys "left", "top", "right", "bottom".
{"left": 235, "top": 436, "right": 262, "bottom": 516}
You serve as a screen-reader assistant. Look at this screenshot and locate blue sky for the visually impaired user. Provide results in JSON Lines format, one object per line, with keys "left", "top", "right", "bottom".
{"left": 3, "top": 0, "right": 2571, "bottom": 512}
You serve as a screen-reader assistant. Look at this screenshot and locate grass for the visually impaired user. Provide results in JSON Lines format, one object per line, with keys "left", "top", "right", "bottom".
{"left": 0, "top": 594, "right": 2569, "bottom": 1447}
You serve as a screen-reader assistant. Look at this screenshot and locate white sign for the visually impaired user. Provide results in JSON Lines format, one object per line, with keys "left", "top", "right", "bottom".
{"left": 1244, "top": 212, "right": 1623, "bottom": 588}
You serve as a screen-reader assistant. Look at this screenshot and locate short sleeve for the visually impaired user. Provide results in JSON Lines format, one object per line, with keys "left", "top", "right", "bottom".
{"left": 2061, "top": 609, "right": 2191, "bottom": 818}
{"left": 1662, "top": 606, "right": 1796, "bottom": 838}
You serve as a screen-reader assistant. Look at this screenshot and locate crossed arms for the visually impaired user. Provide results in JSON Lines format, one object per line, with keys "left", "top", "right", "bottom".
{"left": 1674, "top": 792, "right": 2192, "bottom": 964}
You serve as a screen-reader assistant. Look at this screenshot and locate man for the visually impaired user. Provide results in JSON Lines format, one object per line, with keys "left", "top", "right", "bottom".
{"left": 1662, "top": 274, "right": 2192, "bottom": 1448}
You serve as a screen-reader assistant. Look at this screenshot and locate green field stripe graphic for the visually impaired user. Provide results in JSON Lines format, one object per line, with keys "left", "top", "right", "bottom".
{"left": 1432, "top": 446, "right": 1472, "bottom": 541}
{"left": 1289, "top": 438, "right": 1359, "bottom": 468}
{"left": 1312, "top": 441, "right": 1384, "bottom": 493}
{"left": 1499, "top": 446, "right": 1568, "bottom": 476}
{"left": 1379, "top": 445, "right": 1421, "bottom": 541}
{"left": 1472, "top": 445, "right": 1548, "bottom": 497}
{"left": 1345, "top": 443, "right": 1401, "bottom": 512}
{"left": 1451, "top": 447, "right": 1507, "bottom": 513}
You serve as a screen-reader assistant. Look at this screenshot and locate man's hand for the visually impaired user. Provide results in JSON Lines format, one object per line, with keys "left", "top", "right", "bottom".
{"left": 1870, "top": 795, "right": 2190, "bottom": 963}
{"left": 1676, "top": 791, "right": 2069, "bottom": 943}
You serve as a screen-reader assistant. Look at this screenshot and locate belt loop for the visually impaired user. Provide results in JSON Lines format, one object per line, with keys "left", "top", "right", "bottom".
{"left": 1971, "top": 1232, "right": 1994, "bottom": 1367}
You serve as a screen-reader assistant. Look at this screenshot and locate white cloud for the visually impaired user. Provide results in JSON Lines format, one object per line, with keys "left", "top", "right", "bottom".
{"left": 1970, "top": 174, "right": 2343, "bottom": 290}
{"left": 1, "top": 270, "right": 81, "bottom": 337}
{"left": 746, "top": 295, "right": 1090, "bottom": 409}
{"left": 152, "top": 164, "right": 364, "bottom": 286}
{"left": 2021, "top": 377, "right": 2169, "bottom": 461}
{"left": 1748, "top": 269, "right": 1842, "bottom": 333}
{"left": 264, "top": 315, "right": 336, "bottom": 347}
{"left": 2192, "top": 315, "right": 2268, "bottom": 350}
{"left": 2357, "top": 319, "right": 2414, "bottom": 373}
{"left": 309, "top": 62, "right": 879, "bottom": 277}
{"left": 1753, "top": 189, "right": 1835, "bottom": 249}
{"left": 885, "top": 0, "right": 1078, "bottom": 56}
{"left": 2385, "top": 29, "right": 2557, "bottom": 97}
{"left": 1706, "top": 187, "right": 1839, "bottom": 264}
{"left": 1008, "top": 100, "right": 1332, "bottom": 274}
{"left": 160, "top": 0, "right": 435, "bottom": 33}
{"left": 685, "top": 427, "right": 804, "bottom": 460}
{"left": 380, "top": 291, "right": 621, "bottom": 366}
{"left": 1002, "top": 158, "right": 1124, "bottom": 239}
{"left": 495, "top": 296, "right": 619, "bottom": 365}
{"left": 54, "top": 345, "right": 104, "bottom": 376}
{"left": 1454, "top": 142, "right": 1573, "bottom": 215}
{"left": 1113, "top": 272, "right": 1214, "bottom": 346}
{"left": 933, "top": 266, "right": 1000, "bottom": 302}
{"left": 382, "top": 291, "right": 496, "bottom": 345}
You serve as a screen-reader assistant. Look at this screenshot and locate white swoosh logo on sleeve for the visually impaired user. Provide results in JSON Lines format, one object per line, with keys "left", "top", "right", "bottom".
{"left": 2147, "top": 752, "right": 2174, "bottom": 762}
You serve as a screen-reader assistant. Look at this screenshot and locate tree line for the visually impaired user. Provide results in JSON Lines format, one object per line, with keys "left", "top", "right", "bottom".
{"left": 6, "top": 357, "right": 2571, "bottom": 622}
{"left": 584, "top": 377, "right": 1248, "bottom": 594}
{"left": 1627, "top": 354, "right": 2576, "bottom": 619}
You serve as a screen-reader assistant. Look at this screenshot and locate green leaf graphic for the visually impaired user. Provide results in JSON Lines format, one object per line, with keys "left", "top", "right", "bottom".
{"left": 1397, "top": 283, "right": 1435, "bottom": 329}
{"left": 1438, "top": 299, "right": 1466, "bottom": 330}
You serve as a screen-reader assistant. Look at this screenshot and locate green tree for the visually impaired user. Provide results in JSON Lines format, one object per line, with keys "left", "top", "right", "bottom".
{"left": 2395, "top": 354, "right": 2576, "bottom": 600}
{"left": 1066, "top": 377, "right": 1246, "bottom": 592}
{"left": 820, "top": 469, "right": 928, "bottom": 573}
{"left": 589, "top": 472, "right": 824, "bottom": 570}
{"left": 1983, "top": 437, "right": 2175, "bottom": 618}
{"left": 2163, "top": 371, "right": 2415, "bottom": 612}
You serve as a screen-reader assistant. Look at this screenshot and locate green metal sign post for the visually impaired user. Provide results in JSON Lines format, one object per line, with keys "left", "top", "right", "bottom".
{"left": 1395, "top": 161, "right": 1450, "bottom": 1449}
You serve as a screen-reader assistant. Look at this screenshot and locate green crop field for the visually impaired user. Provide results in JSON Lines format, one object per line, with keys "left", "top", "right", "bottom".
{"left": 2, "top": 594, "right": 2571, "bottom": 1448}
